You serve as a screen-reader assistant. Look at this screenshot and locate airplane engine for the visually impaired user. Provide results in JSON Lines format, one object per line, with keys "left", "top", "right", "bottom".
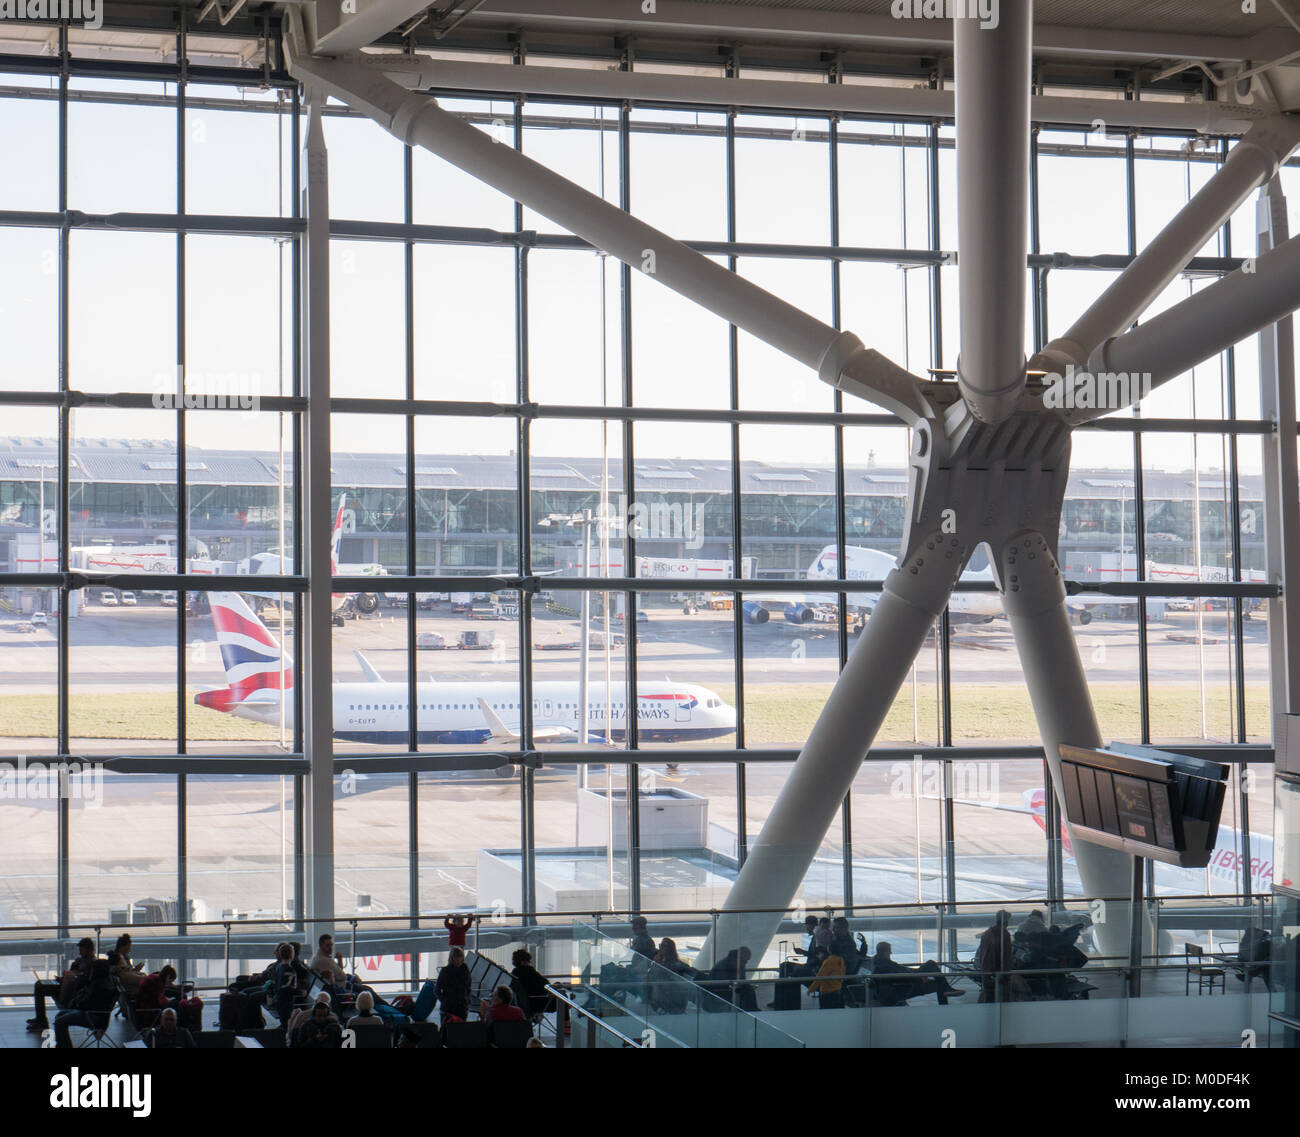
{"left": 783, "top": 603, "right": 815, "bottom": 624}
{"left": 741, "top": 601, "right": 770, "bottom": 625}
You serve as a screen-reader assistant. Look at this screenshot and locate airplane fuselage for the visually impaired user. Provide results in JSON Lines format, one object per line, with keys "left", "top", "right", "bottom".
{"left": 229, "top": 679, "right": 737, "bottom": 745}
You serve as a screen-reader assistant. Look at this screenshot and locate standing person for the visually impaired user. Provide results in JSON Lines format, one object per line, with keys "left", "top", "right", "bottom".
{"left": 975, "top": 910, "right": 1013, "bottom": 1004}
{"left": 270, "top": 942, "right": 300, "bottom": 1027}
{"left": 443, "top": 913, "right": 478, "bottom": 951}
{"left": 29, "top": 937, "right": 96, "bottom": 1034}
{"left": 829, "top": 918, "right": 861, "bottom": 973}
{"left": 809, "top": 947, "right": 847, "bottom": 1009}
{"left": 411, "top": 946, "right": 471, "bottom": 1024}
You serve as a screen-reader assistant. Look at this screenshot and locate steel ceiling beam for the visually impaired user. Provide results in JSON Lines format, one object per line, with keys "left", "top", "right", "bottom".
{"left": 308, "top": 0, "right": 435, "bottom": 54}
{"left": 465, "top": 0, "right": 1286, "bottom": 65}
{"left": 372, "top": 53, "right": 1268, "bottom": 134}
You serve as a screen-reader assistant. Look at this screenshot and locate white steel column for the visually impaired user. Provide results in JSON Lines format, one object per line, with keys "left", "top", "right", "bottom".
{"left": 953, "top": 1, "right": 1033, "bottom": 425}
{"left": 301, "top": 94, "right": 335, "bottom": 926}
{"left": 997, "top": 530, "right": 1134, "bottom": 956}
{"left": 1083, "top": 224, "right": 1300, "bottom": 397}
{"left": 1257, "top": 177, "right": 1300, "bottom": 722}
{"left": 1034, "top": 118, "right": 1300, "bottom": 373}
{"left": 699, "top": 545, "right": 959, "bottom": 967}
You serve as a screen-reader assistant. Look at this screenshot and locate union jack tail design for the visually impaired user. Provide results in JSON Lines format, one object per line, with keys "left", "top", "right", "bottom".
{"left": 194, "top": 591, "right": 293, "bottom": 713}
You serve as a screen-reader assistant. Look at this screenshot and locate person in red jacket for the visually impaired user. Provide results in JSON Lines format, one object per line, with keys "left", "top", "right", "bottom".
{"left": 480, "top": 985, "right": 525, "bottom": 1023}
{"left": 443, "top": 913, "right": 478, "bottom": 949}
{"left": 135, "top": 964, "right": 179, "bottom": 1026}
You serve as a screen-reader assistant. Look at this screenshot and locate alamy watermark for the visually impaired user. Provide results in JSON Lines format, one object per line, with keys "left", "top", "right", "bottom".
{"left": 1043, "top": 365, "right": 1151, "bottom": 412}
{"left": 891, "top": 0, "right": 999, "bottom": 31}
{"left": 0, "top": 757, "right": 103, "bottom": 807}
{"left": 592, "top": 495, "right": 706, "bottom": 551}
{"left": 889, "top": 757, "right": 999, "bottom": 803}
{"left": 152, "top": 365, "right": 261, "bottom": 412}
{"left": 0, "top": 0, "right": 101, "bottom": 31}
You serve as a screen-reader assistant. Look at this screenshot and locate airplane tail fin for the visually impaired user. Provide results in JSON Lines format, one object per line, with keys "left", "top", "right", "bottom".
{"left": 476, "top": 697, "right": 517, "bottom": 741}
{"left": 195, "top": 592, "right": 293, "bottom": 713}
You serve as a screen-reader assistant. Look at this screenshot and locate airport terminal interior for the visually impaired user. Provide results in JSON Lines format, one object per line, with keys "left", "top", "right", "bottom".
{"left": 1, "top": 0, "right": 1299, "bottom": 1052}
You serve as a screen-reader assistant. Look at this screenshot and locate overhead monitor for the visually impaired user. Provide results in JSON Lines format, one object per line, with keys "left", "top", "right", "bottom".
{"left": 1056, "top": 742, "right": 1229, "bottom": 868}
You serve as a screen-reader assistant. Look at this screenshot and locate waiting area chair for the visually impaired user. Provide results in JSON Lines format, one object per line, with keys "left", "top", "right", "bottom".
{"left": 1184, "top": 943, "right": 1225, "bottom": 995}
{"left": 76, "top": 1010, "right": 121, "bottom": 1049}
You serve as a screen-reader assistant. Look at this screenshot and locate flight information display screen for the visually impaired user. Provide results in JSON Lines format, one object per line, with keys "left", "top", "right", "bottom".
{"left": 1057, "top": 744, "right": 1228, "bottom": 868}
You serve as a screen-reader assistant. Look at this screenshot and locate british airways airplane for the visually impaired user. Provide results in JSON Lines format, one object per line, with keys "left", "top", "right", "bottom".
{"left": 194, "top": 591, "right": 737, "bottom": 746}
{"left": 740, "top": 542, "right": 1004, "bottom": 626}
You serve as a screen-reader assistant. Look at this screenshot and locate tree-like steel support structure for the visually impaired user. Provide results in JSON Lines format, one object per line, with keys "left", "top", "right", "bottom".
{"left": 283, "top": 3, "right": 1300, "bottom": 962}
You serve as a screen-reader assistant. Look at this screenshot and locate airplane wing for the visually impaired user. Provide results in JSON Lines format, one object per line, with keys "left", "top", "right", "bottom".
{"left": 354, "top": 650, "right": 385, "bottom": 683}
{"left": 475, "top": 697, "right": 577, "bottom": 744}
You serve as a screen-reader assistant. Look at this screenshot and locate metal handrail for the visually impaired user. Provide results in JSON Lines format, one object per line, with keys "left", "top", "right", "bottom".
{"left": 0, "top": 891, "right": 1268, "bottom": 939}
{"left": 544, "top": 984, "right": 648, "bottom": 1049}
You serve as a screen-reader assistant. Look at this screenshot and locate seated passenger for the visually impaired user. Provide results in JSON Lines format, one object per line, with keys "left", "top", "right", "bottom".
{"left": 292, "top": 1000, "right": 343, "bottom": 1049}
{"left": 348, "top": 990, "right": 384, "bottom": 1027}
{"left": 704, "top": 947, "right": 758, "bottom": 1012}
{"left": 869, "top": 942, "right": 961, "bottom": 1006}
{"left": 792, "top": 915, "right": 820, "bottom": 958}
{"left": 629, "top": 915, "right": 657, "bottom": 961}
{"left": 135, "top": 964, "right": 179, "bottom": 1026}
{"left": 109, "top": 950, "right": 145, "bottom": 999}
{"left": 510, "top": 949, "right": 553, "bottom": 1018}
{"left": 145, "top": 1007, "right": 195, "bottom": 1049}
{"left": 480, "top": 985, "right": 527, "bottom": 1023}
{"left": 29, "top": 937, "right": 96, "bottom": 1034}
{"left": 649, "top": 938, "right": 696, "bottom": 1014}
{"left": 54, "top": 959, "right": 118, "bottom": 1048}
{"left": 311, "top": 933, "right": 351, "bottom": 989}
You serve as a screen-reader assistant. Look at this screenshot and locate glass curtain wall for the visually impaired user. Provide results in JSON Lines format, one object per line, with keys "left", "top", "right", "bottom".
{"left": 0, "top": 36, "right": 1283, "bottom": 952}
